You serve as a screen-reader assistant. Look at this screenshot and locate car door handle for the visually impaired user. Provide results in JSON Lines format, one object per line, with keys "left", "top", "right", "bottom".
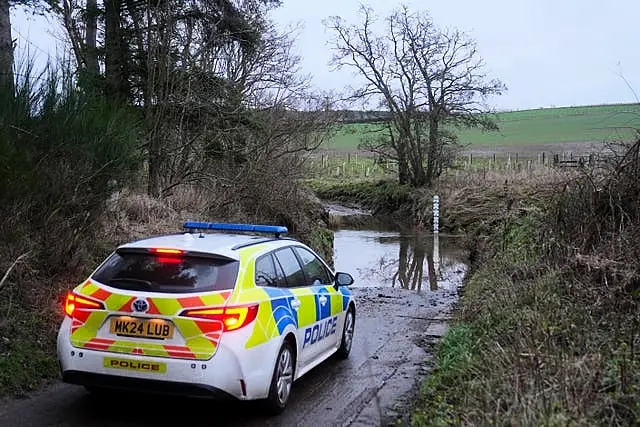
{"left": 319, "top": 296, "right": 328, "bottom": 305}
{"left": 290, "top": 299, "right": 301, "bottom": 311}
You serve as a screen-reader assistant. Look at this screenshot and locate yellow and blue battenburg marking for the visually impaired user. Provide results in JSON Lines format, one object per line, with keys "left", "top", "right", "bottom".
{"left": 339, "top": 286, "right": 352, "bottom": 311}
{"left": 244, "top": 284, "right": 353, "bottom": 349}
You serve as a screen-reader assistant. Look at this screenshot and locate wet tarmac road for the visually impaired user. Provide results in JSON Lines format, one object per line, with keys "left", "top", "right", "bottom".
{"left": 0, "top": 284, "right": 462, "bottom": 427}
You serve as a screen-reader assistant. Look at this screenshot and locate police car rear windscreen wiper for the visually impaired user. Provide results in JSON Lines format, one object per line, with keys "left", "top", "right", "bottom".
{"left": 107, "top": 278, "right": 153, "bottom": 290}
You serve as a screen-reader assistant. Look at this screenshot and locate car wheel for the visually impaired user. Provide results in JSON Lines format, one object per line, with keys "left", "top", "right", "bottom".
{"left": 264, "top": 340, "right": 295, "bottom": 414}
{"left": 336, "top": 307, "right": 355, "bottom": 359}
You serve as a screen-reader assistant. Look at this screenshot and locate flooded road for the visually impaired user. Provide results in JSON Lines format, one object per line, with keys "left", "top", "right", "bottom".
{"left": 335, "top": 228, "right": 467, "bottom": 292}
{"left": 0, "top": 227, "right": 467, "bottom": 427}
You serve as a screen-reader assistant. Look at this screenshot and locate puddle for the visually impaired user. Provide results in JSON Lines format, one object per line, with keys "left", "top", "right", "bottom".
{"left": 333, "top": 228, "right": 467, "bottom": 292}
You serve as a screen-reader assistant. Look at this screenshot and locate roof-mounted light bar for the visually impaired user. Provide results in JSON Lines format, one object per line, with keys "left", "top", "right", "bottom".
{"left": 183, "top": 222, "right": 288, "bottom": 237}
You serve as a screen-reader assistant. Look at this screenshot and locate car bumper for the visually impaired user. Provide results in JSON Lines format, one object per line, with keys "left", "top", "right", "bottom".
{"left": 57, "top": 320, "right": 279, "bottom": 400}
{"left": 62, "top": 370, "right": 237, "bottom": 399}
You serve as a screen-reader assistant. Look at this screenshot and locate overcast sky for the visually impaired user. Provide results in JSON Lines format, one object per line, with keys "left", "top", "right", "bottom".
{"left": 11, "top": 0, "right": 640, "bottom": 111}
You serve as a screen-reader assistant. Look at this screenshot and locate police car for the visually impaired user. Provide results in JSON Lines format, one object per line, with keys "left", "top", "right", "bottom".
{"left": 57, "top": 222, "right": 356, "bottom": 413}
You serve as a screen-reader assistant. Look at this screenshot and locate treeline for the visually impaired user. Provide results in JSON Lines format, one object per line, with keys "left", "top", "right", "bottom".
{"left": 1, "top": 0, "right": 336, "bottom": 271}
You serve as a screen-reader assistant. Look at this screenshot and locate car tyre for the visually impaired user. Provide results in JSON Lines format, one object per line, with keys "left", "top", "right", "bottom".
{"left": 336, "top": 307, "right": 355, "bottom": 359}
{"left": 264, "top": 340, "right": 295, "bottom": 415}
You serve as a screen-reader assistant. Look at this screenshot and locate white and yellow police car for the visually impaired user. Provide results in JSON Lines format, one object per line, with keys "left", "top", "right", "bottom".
{"left": 57, "top": 222, "right": 355, "bottom": 413}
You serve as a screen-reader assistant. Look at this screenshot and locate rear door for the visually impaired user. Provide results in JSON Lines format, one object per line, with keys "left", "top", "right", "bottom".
{"left": 69, "top": 250, "right": 239, "bottom": 361}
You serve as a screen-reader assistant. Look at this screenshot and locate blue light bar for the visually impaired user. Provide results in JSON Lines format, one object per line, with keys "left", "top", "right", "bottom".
{"left": 183, "top": 222, "right": 288, "bottom": 236}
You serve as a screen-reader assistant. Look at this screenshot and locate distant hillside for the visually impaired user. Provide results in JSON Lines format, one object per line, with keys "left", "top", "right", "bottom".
{"left": 328, "top": 104, "right": 640, "bottom": 150}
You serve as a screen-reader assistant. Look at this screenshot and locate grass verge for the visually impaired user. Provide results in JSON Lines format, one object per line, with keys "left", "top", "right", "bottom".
{"left": 412, "top": 201, "right": 640, "bottom": 425}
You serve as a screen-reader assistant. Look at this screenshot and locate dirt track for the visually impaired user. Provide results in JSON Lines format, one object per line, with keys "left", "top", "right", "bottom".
{"left": 0, "top": 284, "right": 462, "bottom": 427}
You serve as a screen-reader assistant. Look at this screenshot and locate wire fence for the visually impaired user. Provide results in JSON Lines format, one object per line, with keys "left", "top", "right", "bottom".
{"left": 306, "top": 150, "right": 611, "bottom": 180}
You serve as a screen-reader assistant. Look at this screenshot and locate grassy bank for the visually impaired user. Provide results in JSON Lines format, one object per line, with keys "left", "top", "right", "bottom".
{"left": 304, "top": 166, "right": 561, "bottom": 233}
{"left": 410, "top": 143, "right": 640, "bottom": 425}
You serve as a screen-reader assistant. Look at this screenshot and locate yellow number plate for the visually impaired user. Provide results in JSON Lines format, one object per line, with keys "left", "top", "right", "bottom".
{"left": 109, "top": 317, "right": 174, "bottom": 339}
{"left": 104, "top": 357, "right": 166, "bottom": 373}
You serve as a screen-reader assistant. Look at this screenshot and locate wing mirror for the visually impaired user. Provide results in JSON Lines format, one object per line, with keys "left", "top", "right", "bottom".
{"left": 334, "top": 272, "right": 354, "bottom": 289}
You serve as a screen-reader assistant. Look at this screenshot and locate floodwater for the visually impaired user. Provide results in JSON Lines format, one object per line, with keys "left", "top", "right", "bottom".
{"left": 334, "top": 228, "right": 467, "bottom": 292}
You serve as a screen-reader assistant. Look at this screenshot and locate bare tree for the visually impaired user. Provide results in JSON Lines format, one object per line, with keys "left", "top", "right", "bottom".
{"left": 326, "top": 5, "right": 505, "bottom": 186}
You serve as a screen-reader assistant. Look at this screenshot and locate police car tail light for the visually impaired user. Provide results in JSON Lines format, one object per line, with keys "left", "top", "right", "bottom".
{"left": 181, "top": 304, "right": 259, "bottom": 331}
{"left": 64, "top": 292, "right": 104, "bottom": 317}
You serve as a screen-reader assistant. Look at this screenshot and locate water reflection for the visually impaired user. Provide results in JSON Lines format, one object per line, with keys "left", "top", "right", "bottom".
{"left": 333, "top": 229, "right": 466, "bottom": 292}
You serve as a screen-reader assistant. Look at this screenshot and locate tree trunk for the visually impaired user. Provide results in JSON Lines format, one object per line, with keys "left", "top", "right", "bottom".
{"left": 425, "top": 116, "right": 439, "bottom": 186}
{"left": 0, "top": 0, "right": 13, "bottom": 94}
{"left": 397, "top": 142, "right": 409, "bottom": 185}
{"left": 85, "top": 0, "right": 99, "bottom": 76}
{"left": 104, "top": 0, "right": 128, "bottom": 99}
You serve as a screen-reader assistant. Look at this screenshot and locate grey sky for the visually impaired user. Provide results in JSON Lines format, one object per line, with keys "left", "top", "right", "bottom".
{"left": 11, "top": 0, "right": 640, "bottom": 110}
{"left": 271, "top": 0, "right": 640, "bottom": 110}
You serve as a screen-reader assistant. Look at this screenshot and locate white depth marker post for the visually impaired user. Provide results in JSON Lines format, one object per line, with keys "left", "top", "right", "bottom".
{"left": 433, "top": 195, "right": 440, "bottom": 278}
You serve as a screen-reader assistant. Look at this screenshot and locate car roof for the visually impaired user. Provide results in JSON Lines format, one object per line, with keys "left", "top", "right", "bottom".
{"left": 119, "top": 232, "right": 299, "bottom": 261}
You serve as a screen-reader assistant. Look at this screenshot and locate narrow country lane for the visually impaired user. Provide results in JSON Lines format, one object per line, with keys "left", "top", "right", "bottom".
{"left": 0, "top": 286, "right": 460, "bottom": 427}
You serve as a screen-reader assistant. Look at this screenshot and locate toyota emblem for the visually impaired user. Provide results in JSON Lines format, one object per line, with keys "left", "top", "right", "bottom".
{"left": 132, "top": 299, "right": 149, "bottom": 313}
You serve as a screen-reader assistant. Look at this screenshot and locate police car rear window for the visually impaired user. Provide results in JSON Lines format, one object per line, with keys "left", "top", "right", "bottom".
{"left": 92, "top": 252, "right": 239, "bottom": 293}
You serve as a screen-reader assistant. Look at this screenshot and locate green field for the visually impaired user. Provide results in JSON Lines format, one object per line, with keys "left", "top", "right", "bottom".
{"left": 328, "top": 103, "right": 640, "bottom": 150}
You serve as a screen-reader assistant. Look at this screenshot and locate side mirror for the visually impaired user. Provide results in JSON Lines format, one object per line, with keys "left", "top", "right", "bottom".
{"left": 334, "top": 272, "right": 354, "bottom": 288}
